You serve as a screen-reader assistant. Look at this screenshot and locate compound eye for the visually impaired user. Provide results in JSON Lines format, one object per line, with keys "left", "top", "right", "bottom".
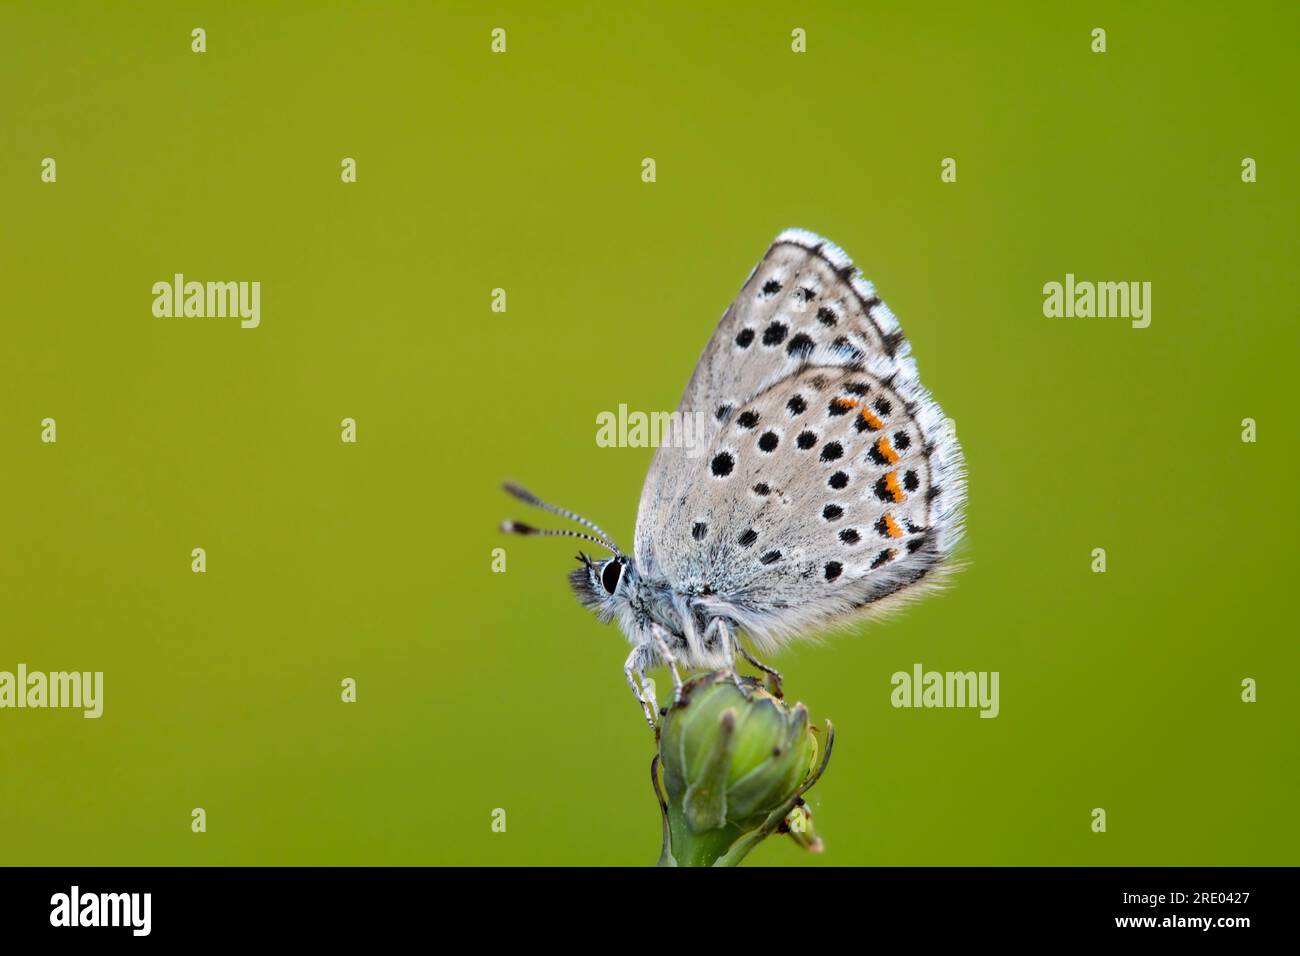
{"left": 600, "top": 560, "right": 623, "bottom": 595}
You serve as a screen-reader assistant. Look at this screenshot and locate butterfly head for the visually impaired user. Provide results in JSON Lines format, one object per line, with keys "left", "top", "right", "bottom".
{"left": 569, "top": 552, "right": 640, "bottom": 622}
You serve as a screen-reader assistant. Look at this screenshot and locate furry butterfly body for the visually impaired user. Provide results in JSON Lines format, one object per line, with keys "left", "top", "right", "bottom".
{"left": 504, "top": 229, "right": 966, "bottom": 725}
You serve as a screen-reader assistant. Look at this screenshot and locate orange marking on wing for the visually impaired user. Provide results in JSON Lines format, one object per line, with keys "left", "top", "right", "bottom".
{"left": 875, "top": 436, "right": 899, "bottom": 464}
{"left": 884, "top": 471, "right": 904, "bottom": 503}
{"left": 832, "top": 397, "right": 858, "bottom": 413}
{"left": 882, "top": 513, "right": 904, "bottom": 538}
{"left": 860, "top": 408, "right": 883, "bottom": 430}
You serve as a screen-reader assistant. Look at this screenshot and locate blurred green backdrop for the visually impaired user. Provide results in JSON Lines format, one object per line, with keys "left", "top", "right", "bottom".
{"left": 1, "top": 1, "right": 1296, "bottom": 866}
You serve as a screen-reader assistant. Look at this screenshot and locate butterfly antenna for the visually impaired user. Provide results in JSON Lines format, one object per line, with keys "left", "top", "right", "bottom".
{"left": 501, "top": 482, "right": 621, "bottom": 553}
{"left": 499, "top": 520, "right": 620, "bottom": 555}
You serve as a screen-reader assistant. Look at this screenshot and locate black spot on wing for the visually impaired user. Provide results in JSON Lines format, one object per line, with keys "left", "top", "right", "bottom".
{"left": 786, "top": 333, "right": 814, "bottom": 359}
{"left": 762, "top": 321, "right": 788, "bottom": 346}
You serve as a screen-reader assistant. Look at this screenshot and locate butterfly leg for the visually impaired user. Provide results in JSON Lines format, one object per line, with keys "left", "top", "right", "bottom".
{"left": 703, "top": 619, "right": 743, "bottom": 688}
{"left": 737, "top": 643, "right": 784, "bottom": 699}
{"left": 648, "top": 625, "right": 684, "bottom": 704}
{"left": 624, "top": 643, "right": 659, "bottom": 730}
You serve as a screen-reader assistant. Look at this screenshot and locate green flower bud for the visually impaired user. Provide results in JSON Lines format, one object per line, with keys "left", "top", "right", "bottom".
{"left": 652, "top": 671, "right": 834, "bottom": 867}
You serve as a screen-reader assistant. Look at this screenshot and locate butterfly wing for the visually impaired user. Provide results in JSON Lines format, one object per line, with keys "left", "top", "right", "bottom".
{"left": 633, "top": 229, "right": 965, "bottom": 650}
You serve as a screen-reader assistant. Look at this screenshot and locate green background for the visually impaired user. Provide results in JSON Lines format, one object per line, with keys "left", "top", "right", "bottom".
{"left": 2, "top": 1, "right": 1296, "bottom": 866}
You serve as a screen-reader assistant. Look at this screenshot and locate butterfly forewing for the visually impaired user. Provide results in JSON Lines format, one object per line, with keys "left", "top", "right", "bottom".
{"left": 633, "top": 230, "right": 964, "bottom": 645}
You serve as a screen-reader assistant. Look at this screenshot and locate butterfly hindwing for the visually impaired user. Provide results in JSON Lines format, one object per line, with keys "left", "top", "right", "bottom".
{"left": 633, "top": 230, "right": 964, "bottom": 647}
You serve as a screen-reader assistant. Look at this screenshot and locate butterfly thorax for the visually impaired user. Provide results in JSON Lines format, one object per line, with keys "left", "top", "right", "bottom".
{"left": 570, "top": 556, "right": 732, "bottom": 668}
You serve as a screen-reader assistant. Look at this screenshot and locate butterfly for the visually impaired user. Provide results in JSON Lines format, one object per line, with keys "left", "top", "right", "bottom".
{"left": 503, "top": 229, "right": 966, "bottom": 727}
